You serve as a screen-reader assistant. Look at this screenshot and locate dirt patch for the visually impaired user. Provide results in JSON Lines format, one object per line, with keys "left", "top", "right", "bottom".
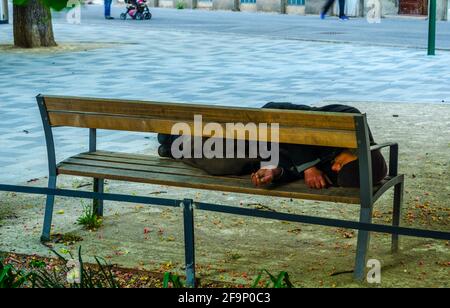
{"left": 0, "top": 42, "right": 125, "bottom": 54}
{"left": 0, "top": 252, "right": 231, "bottom": 288}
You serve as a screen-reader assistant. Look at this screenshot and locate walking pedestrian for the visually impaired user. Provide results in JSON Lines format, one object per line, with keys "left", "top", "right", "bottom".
{"left": 321, "top": 0, "right": 349, "bottom": 20}
{"left": 104, "top": 0, "right": 114, "bottom": 19}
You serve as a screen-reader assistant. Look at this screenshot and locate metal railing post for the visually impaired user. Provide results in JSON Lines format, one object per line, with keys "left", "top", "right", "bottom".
{"left": 428, "top": 0, "right": 437, "bottom": 55}
{"left": 182, "top": 199, "right": 196, "bottom": 288}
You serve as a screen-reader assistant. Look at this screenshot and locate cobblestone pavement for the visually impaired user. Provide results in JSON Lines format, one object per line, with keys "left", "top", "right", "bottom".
{"left": 56, "top": 6, "right": 450, "bottom": 49}
{"left": 1, "top": 7, "right": 450, "bottom": 184}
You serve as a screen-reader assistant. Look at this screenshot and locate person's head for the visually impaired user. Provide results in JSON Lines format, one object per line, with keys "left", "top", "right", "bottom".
{"left": 331, "top": 149, "right": 388, "bottom": 188}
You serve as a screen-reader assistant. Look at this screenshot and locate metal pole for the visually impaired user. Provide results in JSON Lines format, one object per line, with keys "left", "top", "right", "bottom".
{"left": 0, "top": 0, "right": 9, "bottom": 24}
{"left": 428, "top": 0, "right": 437, "bottom": 55}
{"left": 182, "top": 199, "right": 196, "bottom": 288}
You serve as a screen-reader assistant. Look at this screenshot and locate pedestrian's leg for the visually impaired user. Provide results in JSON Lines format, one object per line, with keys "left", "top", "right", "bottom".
{"left": 107, "top": 0, "right": 112, "bottom": 17}
{"left": 104, "top": 0, "right": 112, "bottom": 18}
{"left": 322, "top": 0, "right": 336, "bottom": 15}
{"left": 338, "top": 0, "right": 346, "bottom": 17}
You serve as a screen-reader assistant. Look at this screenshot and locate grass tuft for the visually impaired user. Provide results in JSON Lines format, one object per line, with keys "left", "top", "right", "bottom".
{"left": 77, "top": 202, "right": 102, "bottom": 230}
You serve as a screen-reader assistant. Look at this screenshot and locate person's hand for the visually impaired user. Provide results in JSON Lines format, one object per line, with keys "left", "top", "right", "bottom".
{"left": 304, "top": 167, "right": 331, "bottom": 189}
{"left": 251, "top": 168, "right": 282, "bottom": 187}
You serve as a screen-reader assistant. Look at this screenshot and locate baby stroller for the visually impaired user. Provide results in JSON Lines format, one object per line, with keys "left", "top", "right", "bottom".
{"left": 120, "top": 0, "right": 152, "bottom": 20}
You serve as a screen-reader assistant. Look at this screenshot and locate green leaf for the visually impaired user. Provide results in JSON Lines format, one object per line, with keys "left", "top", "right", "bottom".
{"left": 172, "top": 275, "right": 184, "bottom": 288}
{"left": 13, "top": 0, "right": 29, "bottom": 5}
{"left": 251, "top": 272, "right": 263, "bottom": 288}
{"left": 0, "top": 266, "right": 12, "bottom": 282}
{"left": 13, "top": 0, "right": 73, "bottom": 11}
{"left": 163, "top": 272, "right": 184, "bottom": 288}
{"left": 263, "top": 269, "right": 277, "bottom": 284}
{"left": 283, "top": 273, "right": 294, "bottom": 288}
{"left": 44, "top": 0, "right": 71, "bottom": 11}
{"left": 252, "top": 269, "right": 294, "bottom": 288}
{"left": 163, "top": 272, "right": 171, "bottom": 288}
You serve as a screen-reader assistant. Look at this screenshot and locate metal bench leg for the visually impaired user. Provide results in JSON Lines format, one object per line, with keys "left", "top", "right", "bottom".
{"left": 89, "top": 128, "right": 104, "bottom": 217}
{"left": 182, "top": 199, "right": 196, "bottom": 288}
{"left": 391, "top": 181, "right": 404, "bottom": 253}
{"left": 93, "top": 178, "right": 104, "bottom": 217}
{"left": 40, "top": 176, "right": 57, "bottom": 242}
{"left": 354, "top": 205, "right": 373, "bottom": 281}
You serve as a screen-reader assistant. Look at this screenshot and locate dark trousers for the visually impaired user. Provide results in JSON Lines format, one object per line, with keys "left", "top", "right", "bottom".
{"left": 104, "top": 0, "right": 112, "bottom": 17}
{"left": 322, "top": 0, "right": 345, "bottom": 17}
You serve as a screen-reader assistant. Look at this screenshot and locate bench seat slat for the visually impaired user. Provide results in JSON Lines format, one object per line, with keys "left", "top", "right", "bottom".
{"left": 76, "top": 152, "right": 258, "bottom": 180}
{"left": 63, "top": 157, "right": 251, "bottom": 181}
{"left": 77, "top": 152, "right": 204, "bottom": 172}
{"left": 75, "top": 151, "right": 395, "bottom": 198}
{"left": 57, "top": 151, "right": 363, "bottom": 204}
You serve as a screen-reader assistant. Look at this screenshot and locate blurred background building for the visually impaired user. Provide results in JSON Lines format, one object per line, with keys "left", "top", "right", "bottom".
{"left": 140, "top": 0, "right": 450, "bottom": 20}
{"left": 0, "top": 0, "right": 9, "bottom": 24}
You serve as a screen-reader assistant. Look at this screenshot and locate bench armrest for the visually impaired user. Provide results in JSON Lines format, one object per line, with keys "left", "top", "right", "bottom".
{"left": 371, "top": 142, "right": 398, "bottom": 176}
{"left": 370, "top": 142, "right": 397, "bottom": 151}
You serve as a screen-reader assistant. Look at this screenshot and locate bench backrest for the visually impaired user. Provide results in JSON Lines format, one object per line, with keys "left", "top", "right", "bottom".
{"left": 38, "top": 95, "right": 365, "bottom": 149}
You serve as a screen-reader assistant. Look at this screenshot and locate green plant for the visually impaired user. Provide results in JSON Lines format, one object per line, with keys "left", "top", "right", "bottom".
{"left": 176, "top": 1, "right": 185, "bottom": 9}
{"left": 163, "top": 272, "right": 185, "bottom": 288}
{"left": 0, "top": 260, "right": 30, "bottom": 288}
{"left": 29, "top": 259, "right": 46, "bottom": 269}
{"left": 252, "top": 270, "right": 294, "bottom": 288}
{"left": 13, "top": 0, "right": 73, "bottom": 11}
{"left": 31, "top": 247, "right": 119, "bottom": 288}
{"left": 77, "top": 203, "right": 102, "bottom": 230}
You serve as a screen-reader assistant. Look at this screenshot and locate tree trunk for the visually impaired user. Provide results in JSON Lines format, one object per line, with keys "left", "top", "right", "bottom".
{"left": 13, "top": 0, "right": 56, "bottom": 48}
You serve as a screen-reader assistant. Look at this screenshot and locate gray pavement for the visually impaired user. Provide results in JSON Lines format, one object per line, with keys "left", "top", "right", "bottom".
{"left": 54, "top": 6, "right": 450, "bottom": 50}
{"left": 1, "top": 6, "right": 450, "bottom": 184}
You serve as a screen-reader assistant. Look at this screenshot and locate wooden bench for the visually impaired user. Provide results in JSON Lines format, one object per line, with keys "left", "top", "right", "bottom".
{"left": 37, "top": 94, "right": 404, "bottom": 281}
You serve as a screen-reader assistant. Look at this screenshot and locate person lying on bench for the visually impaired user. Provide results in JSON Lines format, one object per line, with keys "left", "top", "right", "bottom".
{"left": 157, "top": 103, "right": 387, "bottom": 189}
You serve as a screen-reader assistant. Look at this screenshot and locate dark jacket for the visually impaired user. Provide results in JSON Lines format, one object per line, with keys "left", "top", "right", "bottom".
{"left": 261, "top": 102, "right": 376, "bottom": 184}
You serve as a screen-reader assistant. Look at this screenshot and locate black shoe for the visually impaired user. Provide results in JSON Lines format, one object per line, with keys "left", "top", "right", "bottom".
{"left": 158, "top": 145, "right": 173, "bottom": 158}
{"left": 105, "top": 16, "right": 115, "bottom": 20}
